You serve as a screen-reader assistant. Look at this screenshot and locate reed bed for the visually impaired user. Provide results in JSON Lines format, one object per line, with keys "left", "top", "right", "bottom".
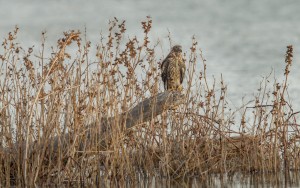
{"left": 0, "top": 18, "right": 299, "bottom": 187}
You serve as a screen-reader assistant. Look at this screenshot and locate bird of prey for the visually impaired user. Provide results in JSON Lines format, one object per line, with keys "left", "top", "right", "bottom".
{"left": 161, "top": 45, "right": 185, "bottom": 91}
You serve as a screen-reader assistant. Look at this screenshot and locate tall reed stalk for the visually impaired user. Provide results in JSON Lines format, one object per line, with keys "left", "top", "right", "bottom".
{"left": 0, "top": 18, "right": 299, "bottom": 187}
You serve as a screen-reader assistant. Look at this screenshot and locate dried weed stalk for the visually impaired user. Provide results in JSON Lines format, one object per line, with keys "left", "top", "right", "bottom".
{"left": 0, "top": 20, "right": 299, "bottom": 187}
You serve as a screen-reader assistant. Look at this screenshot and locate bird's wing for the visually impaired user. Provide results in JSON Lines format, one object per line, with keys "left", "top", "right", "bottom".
{"left": 179, "top": 59, "right": 186, "bottom": 84}
{"left": 161, "top": 57, "right": 170, "bottom": 89}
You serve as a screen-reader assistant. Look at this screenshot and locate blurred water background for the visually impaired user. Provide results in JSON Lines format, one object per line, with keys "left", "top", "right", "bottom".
{"left": 1, "top": 0, "right": 300, "bottom": 110}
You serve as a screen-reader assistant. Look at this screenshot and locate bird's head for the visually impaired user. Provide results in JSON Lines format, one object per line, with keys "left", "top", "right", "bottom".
{"left": 172, "top": 45, "right": 182, "bottom": 53}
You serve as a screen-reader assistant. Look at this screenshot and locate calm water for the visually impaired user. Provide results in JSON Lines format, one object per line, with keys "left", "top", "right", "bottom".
{"left": 58, "top": 173, "right": 300, "bottom": 187}
{"left": 1, "top": 0, "right": 300, "bottom": 108}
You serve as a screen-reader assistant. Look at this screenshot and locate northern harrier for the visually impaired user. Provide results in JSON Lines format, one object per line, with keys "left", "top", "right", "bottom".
{"left": 161, "top": 45, "right": 185, "bottom": 91}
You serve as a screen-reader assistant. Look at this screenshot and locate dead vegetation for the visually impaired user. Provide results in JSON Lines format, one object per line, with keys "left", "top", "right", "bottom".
{"left": 0, "top": 18, "right": 299, "bottom": 187}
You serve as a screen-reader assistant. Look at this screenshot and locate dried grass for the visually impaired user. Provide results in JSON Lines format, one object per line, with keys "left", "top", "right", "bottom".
{"left": 0, "top": 18, "right": 299, "bottom": 187}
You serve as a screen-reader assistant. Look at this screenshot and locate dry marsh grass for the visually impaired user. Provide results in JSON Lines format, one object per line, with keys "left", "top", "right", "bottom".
{"left": 0, "top": 18, "right": 299, "bottom": 187}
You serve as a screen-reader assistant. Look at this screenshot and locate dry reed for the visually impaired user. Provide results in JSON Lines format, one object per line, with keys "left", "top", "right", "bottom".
{"left": 0, "top": 18, "right": 299, "bottom": 187}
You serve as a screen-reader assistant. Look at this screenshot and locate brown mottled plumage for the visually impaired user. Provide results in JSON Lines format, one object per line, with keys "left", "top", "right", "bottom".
{"left": 161, "top": 45, "right": 185, "bottom": 91}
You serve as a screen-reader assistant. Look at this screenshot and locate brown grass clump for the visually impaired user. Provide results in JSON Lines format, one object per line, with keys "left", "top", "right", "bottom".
{"left": 0, "top": 18, "right": 299, "bottom": 187}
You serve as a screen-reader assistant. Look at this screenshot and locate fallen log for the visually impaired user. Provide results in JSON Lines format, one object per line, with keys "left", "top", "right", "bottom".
{"left": 51, "top": 91, "right": 185, "bottom": 152}
{"left": 1, "top": 91, "right": 185, "bottom": 157}
{"left": 105, "top": 90, "right": 185, "bottom": 130}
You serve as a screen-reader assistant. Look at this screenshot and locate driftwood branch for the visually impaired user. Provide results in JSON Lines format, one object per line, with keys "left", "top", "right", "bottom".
{"left": 52, "top": 91, "right": 185, "bottom": 152}
{"left": 124, "top": 91, "right": 185, "bottom": 128}
{"left": 1, "top": 91, "right": 185, "bottom": 158}
{"left": 1, "top": 91, "right": 185, "bottom": 156}
{"left": 101, "top": 91, "right": 185, "bottom": 130}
